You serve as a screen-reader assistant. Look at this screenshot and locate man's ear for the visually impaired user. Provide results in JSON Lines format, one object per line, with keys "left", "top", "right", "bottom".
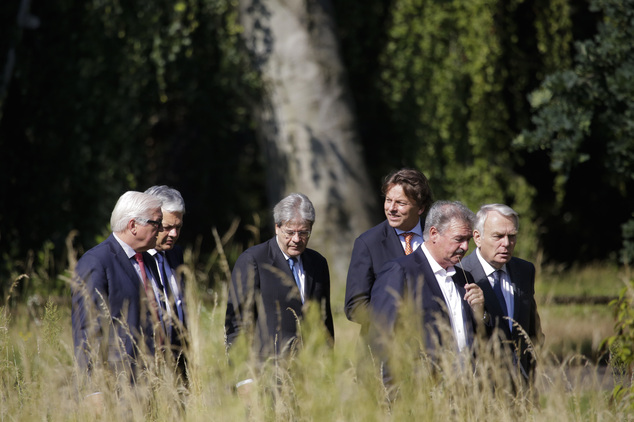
{"left": 473, "top": 230, "right": 482, "bottom": 248}
{"left": 128, "top": 219, "right": 138, "bottom": 235}
{"left": 429, "top": 226, "right": 439, "bottom": 242}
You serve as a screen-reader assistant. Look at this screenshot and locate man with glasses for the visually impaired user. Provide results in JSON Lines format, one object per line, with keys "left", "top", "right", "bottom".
{"left": 72, "top": 191, "right": 164, "bottom": 389}
{"left": 144, "top": 185, "right": 189, "bottom": 385}
{"left": 225, "top": 193, "right": 334, "bottom": 393}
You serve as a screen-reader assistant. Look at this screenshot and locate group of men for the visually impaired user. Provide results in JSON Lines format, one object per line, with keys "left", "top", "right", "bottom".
{"left": 72, "top": 186, "right": 188, "bottom": 394}
{"left": 72, "top": 168, "right": 543, "bottom": 401}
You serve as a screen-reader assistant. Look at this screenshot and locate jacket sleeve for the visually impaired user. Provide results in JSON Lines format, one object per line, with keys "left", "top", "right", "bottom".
{"left": 224, "top": 251, "right": 258, "bottom": 349}
{"left": 71, "top": 253, "right": 108, "bottom": 372}
{"left": 344, "top": 236, "right": 375, "bottom": 324}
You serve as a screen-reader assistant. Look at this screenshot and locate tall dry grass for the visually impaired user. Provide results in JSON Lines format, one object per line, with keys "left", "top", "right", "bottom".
{"left": 0, "top": 280, "right": 630, "bottom": 420}
{"left": 1, "top": 239, "right": 631, "bottom": 421}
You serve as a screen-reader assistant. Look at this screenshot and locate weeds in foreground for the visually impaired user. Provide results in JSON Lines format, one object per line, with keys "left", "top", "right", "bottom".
{"left": 0, "top": 278, "right": 630, "bottom": 421}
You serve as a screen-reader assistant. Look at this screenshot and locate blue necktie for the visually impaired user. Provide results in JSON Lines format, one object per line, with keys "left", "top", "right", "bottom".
{"left": 492, "top": 270, "right": 508, "bottom": 320}
{"left": 156, "top": 252, "right": 184, "bottom": 326}
{"left": 288, "top": 257, "right": 304, "bottom": 303}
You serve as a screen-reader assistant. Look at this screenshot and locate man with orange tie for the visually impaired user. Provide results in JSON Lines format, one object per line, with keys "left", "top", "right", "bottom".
{"left": 144, "top": 185, "right": 188, "bottom": 384}
{"left": 72, "top": 191, "right": 164, "bottom": 386}
{"left": 344, "top": 168, "right": 433, "bottom": 336}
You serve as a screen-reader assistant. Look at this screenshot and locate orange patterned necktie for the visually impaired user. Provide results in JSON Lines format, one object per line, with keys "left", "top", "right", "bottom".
{"left": 401, "top": 232, "right": 414, "bottom": 255}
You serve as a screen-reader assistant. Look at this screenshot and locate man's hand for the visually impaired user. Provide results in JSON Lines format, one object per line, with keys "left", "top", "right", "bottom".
{"left": 464, "top": 283, "right": 485, "bottom": 320}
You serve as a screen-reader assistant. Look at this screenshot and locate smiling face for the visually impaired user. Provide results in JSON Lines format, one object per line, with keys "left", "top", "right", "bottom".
{"left": 275, "top": 219, "right": 312, "bottom": 258}
{"left": 473, "top": 211, "right": 517, "bottom": 269}
{"left": 154, "top": 211, "right": 183, "bottom": 252}
{"left": 384, "top": 184, "right": 424, "bottom": 231}
{"left": 427, "top": 218, "right": 472, "bottom": 269}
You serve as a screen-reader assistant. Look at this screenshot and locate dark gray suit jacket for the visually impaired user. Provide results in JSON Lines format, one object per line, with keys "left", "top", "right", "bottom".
{"left": 225, "top": 237, "right": 334, "bottom": 359}
{"left": 72, "top": 234, "right": 156, "bottom": 378}
{"left": 345, "top": 220, "right": 412, "bottom": 332}
{"left": 370, "top": 245, "right": 477, "bottom": 385}
{"left": 459, "top": 252, "right": 544, "bottom": 378}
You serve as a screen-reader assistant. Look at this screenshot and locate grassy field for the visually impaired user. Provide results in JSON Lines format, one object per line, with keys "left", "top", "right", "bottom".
{"left": 0, "top": 259, "right": 632, "bottom": 421}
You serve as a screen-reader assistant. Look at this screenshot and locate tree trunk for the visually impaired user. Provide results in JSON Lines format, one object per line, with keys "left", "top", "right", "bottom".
{"left": 239, "top": 0, "right": 377, "bottom": 285}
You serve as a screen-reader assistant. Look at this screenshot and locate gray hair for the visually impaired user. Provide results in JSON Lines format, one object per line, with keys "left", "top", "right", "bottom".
{"left": 273, "top": 193, "right": 315, "bottom": 227}
{"left": 423, "top": 200, "right": 475, "bottom": 241}
{"left": 110, "top": 191, "right": 163, "bottom": 233}
{"left": 474, "top": 203, "right": 519, "bottom": 233}
{"left": 144, "top": 185, "right": 186, "bottom": 214}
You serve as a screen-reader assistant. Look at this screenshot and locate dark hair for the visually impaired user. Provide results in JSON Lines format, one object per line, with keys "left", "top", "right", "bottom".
{"left": 381, "top": 168, "right": 433, "bottom": 212}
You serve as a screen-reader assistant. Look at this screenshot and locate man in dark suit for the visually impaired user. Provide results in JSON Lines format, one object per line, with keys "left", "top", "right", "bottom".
{"left": 345, "top": 168, "right": 433, "bottom": 335}
{"left": 144, "top": 185, "right": 188, "bottom": 384}
{"left": 369, "top": 201, "right": 484, "bottom": 387}
{"left": 459, "top": 203, "right": 543, "bottom": 384}
{"left": 225, "top": 193, "right": 334, "bottom": 391}
{"left": 72, "top": 191, "right": 164, "bottom": 385}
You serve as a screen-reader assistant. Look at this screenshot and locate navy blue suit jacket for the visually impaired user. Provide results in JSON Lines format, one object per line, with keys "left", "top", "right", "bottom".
{"left": 71, "top": 234, "right": 156, "bottom": 376}
{"left": 345, "top": 220, "right": 410, "bottom": 331}
{"left": 144, "top": 247, "right": 187, "bottom": 346}
{"left": 370, "top": 245, "right": 477, "bottom": 384}
{"left": 225, "top": 237, "right": 334, "bottom": 359}
{"left": 459, "top": 252, "right": 543, "bottom": 378}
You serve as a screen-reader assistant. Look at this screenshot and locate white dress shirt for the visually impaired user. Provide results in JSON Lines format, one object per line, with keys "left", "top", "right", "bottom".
{"left": 475, "top": 248, "right": 514, "bottom": 331}
{"left": 421, "top": 243, "right": 470, "bottom": 351}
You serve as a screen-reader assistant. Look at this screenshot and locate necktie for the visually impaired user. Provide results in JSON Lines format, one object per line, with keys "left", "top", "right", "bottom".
{"left": 288, "top": 257, "right": 304, "bottom": 303}
{"left": 492, "top": 270, "right": 508, "bottom": 320}
{"left": 156, "top": 252, "right": 185, "bottom": 328}
{"left": 400, "top": 232, "right": 415, "bottom": 255}
{"left": 135, "top": 252, "right": 164, "bottom": 346}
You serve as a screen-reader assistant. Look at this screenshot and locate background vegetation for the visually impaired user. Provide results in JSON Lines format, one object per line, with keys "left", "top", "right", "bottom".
{"left": 2, "top": 0, "right": 634, "bottom": 418}
{"left": 1, "top": 0, "right": 633, "bottom": 292}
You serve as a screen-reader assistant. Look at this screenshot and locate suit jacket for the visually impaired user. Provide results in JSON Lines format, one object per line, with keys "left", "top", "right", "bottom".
{"left": 345, "top": 220, "right": 412, "bottom": 332}
{"left": 225, "top": 237, "right": 334, "bottom": 359}
{"left": 71, "top": 234, "right": 156, "bottom": 378}
{"left": 144, "top": 247, "right": 187, "bottom": 347}
{"left": 369, "top": 245, "right": 477, "bottom": 385}
{"left": 459, "top": 252, "right": 544, "bottom": 378}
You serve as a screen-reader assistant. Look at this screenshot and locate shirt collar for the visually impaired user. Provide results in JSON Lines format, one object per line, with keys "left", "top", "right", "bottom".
{"left": 421, "top": 242, "right": 456, "bottom": 278}
{"left": 113, "top": 232, "right": 137, "bottom": 259}
{"left": 475, "top": 248, "right": 507, "bottom": 276}
{"left": 276, "top": 236, "right": 301, "bottom": 264}
{"left": 395, "top": 221, "right": 423, "bottom": 238}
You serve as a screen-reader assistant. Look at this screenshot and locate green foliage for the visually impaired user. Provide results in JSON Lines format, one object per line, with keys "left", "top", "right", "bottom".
{"left": 514, "top": 0, "right": 634, "bottom": 194}
{"left": 603, "top": 277, "right": 634, "bottom": 408}
{"left": 0, "top": 0, "right": 264, "bottom": 281}
{"left": 376, "top": 0, "right": 572, "bottom": 261}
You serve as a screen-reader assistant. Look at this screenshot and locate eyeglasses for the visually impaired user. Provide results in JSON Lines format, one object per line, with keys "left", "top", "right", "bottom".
{"left": 281, "top": 229, "right": 311, "bottom": 240}
{"left": 137, "top": 218, "right": 163, "bottom": 229}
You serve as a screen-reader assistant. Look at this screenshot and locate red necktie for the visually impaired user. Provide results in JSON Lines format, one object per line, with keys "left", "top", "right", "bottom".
{"left": 134, "top": 252, "right": 164, "bottom": 346}
{"left": 401, "top": 232, "right": 414, "bottom": 255}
